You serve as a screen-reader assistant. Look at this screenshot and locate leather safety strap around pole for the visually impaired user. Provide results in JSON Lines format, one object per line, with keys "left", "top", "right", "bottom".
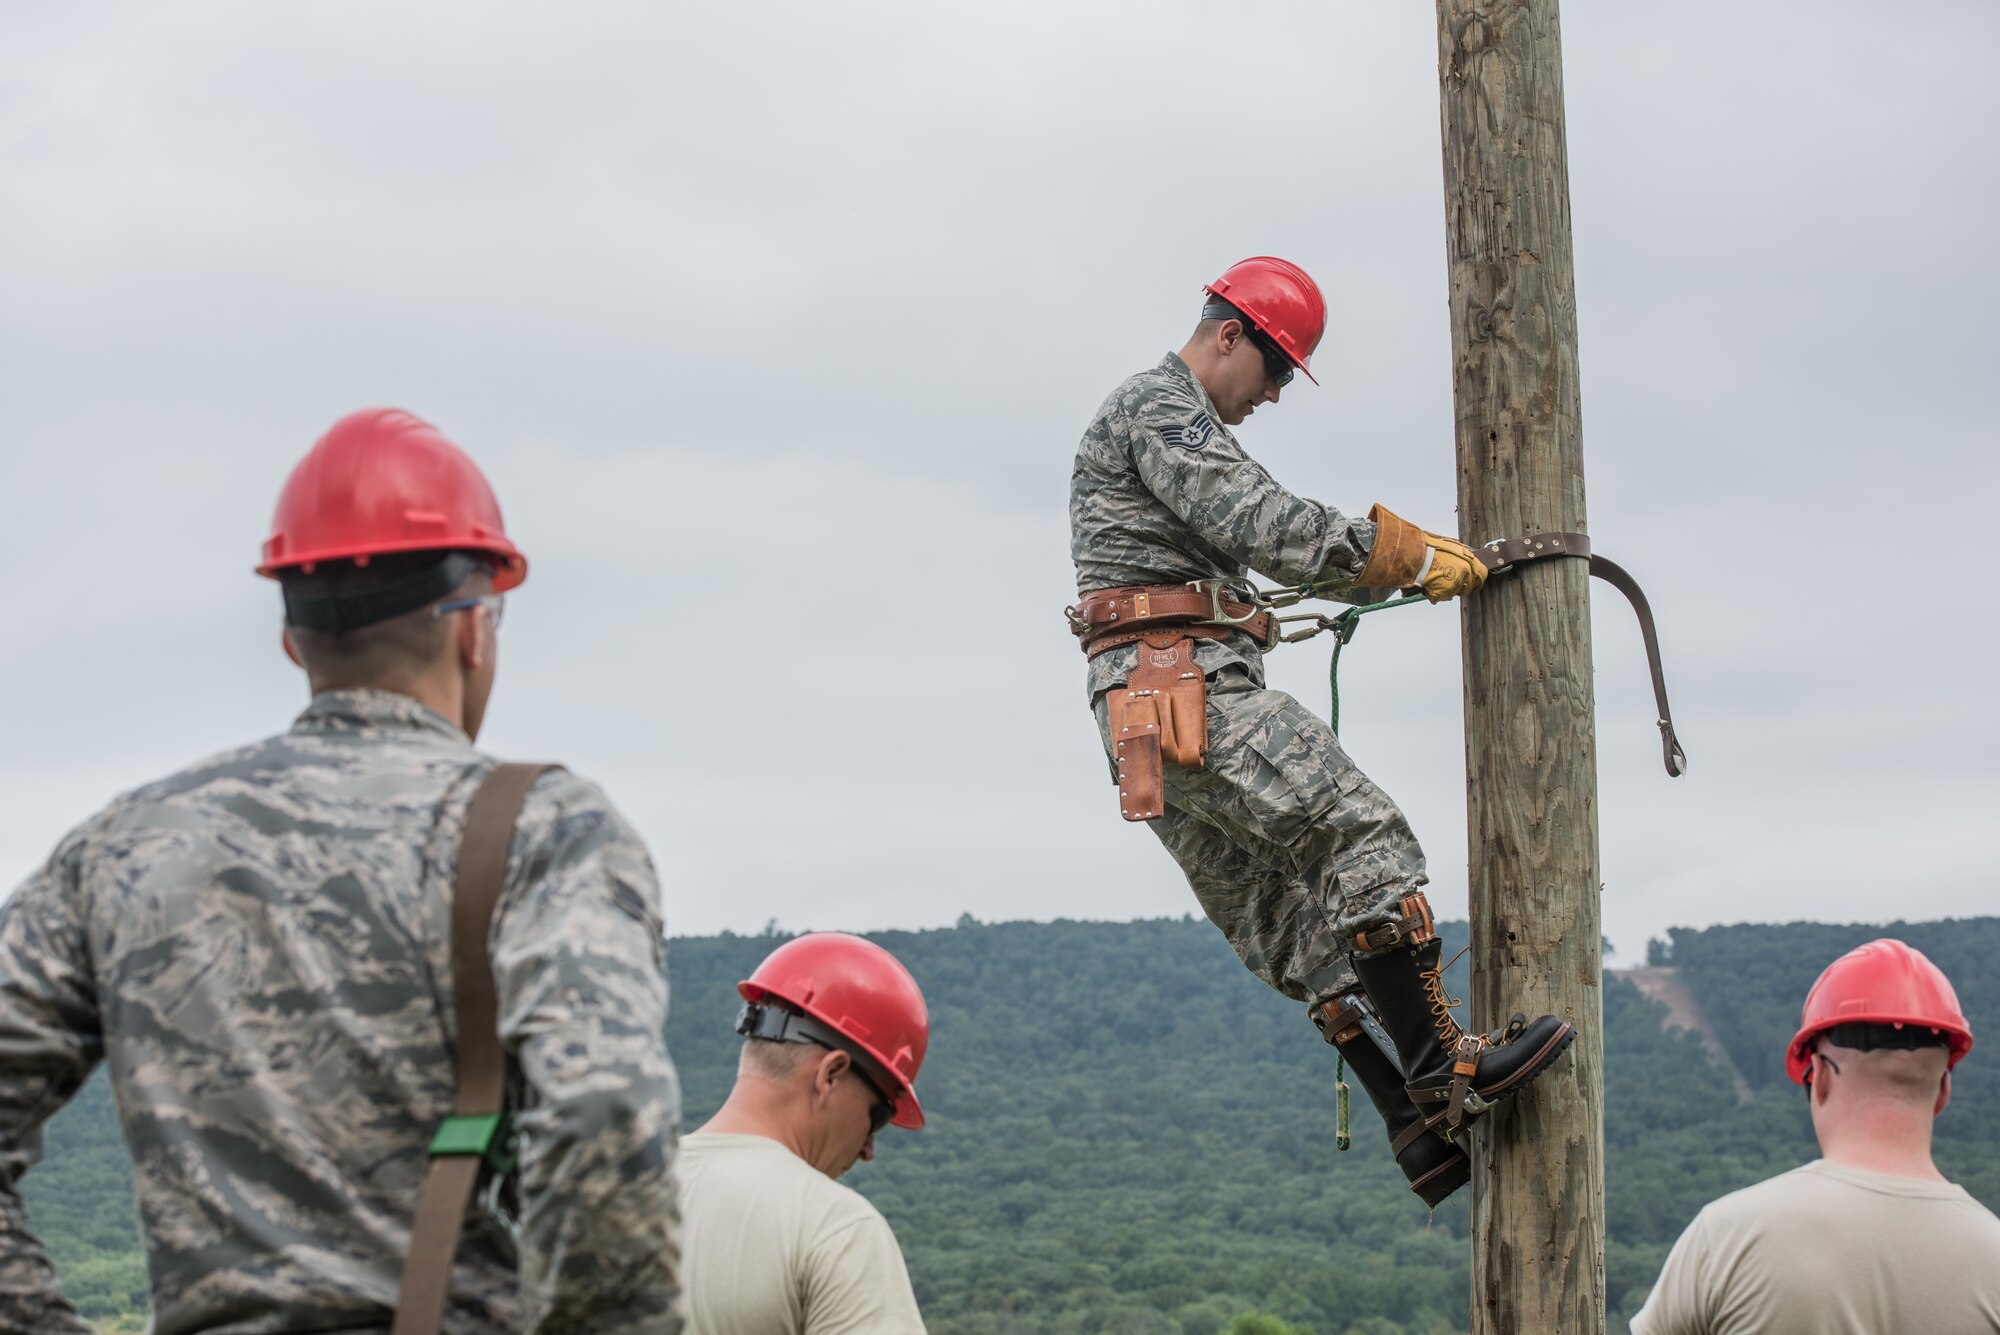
{"left": 1475, "top": 532, "right": 1688, "bottom": 778}
{"left": 1586, "top": 554, "right": 1687, "bottom": 778}
{"left": 393, "top": 761, "right": 561, "bottom": 1335}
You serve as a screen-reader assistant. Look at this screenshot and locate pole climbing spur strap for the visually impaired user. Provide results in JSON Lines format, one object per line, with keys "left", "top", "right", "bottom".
{"left": 1444, "top": 1034, "right": 1487, "bottom": 1129}
{"left": 1350, "top": 894, "right": 1437, "bottom": 954}
{"left": 1472, "top": 531, "right": 1687, "bottom": 778}
{"left": 393, "top": 761, "right": 563, "bottom": 1335}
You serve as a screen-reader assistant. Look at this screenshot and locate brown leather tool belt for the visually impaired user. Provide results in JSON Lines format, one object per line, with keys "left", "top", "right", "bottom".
{"left": 1068, "top": 584, "right": 1269, "bottom": 822}
{"left": 1068, "top": 582, "right": 1276, "bottom": 658}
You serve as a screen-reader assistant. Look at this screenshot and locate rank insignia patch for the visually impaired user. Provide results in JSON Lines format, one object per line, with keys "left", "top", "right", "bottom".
{"left": 1160, "top": 414, "right": 1216, "bottom": 451}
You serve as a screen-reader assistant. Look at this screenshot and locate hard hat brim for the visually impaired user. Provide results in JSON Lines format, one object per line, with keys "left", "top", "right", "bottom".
{"left": 258, "top": 541, "right": 527, "bottom": 593}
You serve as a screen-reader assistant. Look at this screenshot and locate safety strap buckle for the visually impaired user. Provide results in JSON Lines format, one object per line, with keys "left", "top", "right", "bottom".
{"left": 1366, "top": 920, "right": 1404, "bottom": 951}
{"left": 1355, "top": 895, "right": 1437, "bottom": 954}
{"left": 430, "top": 1112, "right": 516, "bottom": 1176}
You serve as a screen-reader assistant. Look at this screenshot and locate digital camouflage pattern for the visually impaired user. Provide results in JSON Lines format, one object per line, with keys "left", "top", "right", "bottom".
{"left": 1092, "top": 671, "right": 1423, "bottom": 1003}
{"left": 0, "top": 689, "right": 682, "bottom": 1334}
{"left": 1071, "top": 351, "right": 1381, "bottom": 701}
{"left": 1070, "top": 353, "right": 1380, "bottom": 595}
{"left": 1071, "top": 352, "right": 1428, "bottom": 1006}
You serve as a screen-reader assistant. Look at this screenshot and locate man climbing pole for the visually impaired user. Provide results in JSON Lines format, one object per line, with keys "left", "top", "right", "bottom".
{"left": 0, "top": 409, "right": 684, "bottom": 1332}
{"left": 1067, "top": 258, "right": 1576, "bottom": 1204}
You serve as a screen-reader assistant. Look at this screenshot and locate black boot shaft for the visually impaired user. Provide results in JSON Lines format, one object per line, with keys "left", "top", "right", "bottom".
{"left": 1349, "top": 935, "right": 1578, "bottom": 1132}
{"left": 1319, "top": 992, "right": 1469, "bottom": 1207}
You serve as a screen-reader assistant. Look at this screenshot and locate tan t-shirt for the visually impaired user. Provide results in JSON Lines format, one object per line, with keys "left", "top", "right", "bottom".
{"left": 1631, "top": 1159, "right": 2000, "bottom": 1334}
{"left": 677, "top": 1131, "right": 926, "bottom": 1335}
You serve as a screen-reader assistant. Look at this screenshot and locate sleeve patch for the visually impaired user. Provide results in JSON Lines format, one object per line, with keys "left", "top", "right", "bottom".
{"left": 1158, "top": 414, "right": 1216, "bottom": 451}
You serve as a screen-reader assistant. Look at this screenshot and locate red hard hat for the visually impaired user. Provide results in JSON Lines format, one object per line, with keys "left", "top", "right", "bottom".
{"left": 257, "top": 408, "right": 527, "bottom": 591}
{"left": 739, "top": 933, "right": 930, "bottom": 1130}
{"left": 1205, "top": 256, "right": 1327, "bottom": 386}
{"left": 1785, "top": 938, "right": 1973, "bottom": 1085}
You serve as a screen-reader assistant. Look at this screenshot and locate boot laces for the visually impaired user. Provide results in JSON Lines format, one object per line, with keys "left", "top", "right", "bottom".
{"left": 1420, "top": 945, "right": 1472, "bottom": 1047}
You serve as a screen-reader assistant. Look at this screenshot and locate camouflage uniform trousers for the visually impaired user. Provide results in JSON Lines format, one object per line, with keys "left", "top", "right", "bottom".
{"left": 1094, "top": 663, "right": 1427, "bottom": 1009}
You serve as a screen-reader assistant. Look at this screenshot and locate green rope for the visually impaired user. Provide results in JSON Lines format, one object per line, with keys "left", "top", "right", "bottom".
{"left": 1314, "top": 587, "right": 1429, "bottom": 1153}
{"left": 1319, "top": 592, "right": 1427, "bottom": 734}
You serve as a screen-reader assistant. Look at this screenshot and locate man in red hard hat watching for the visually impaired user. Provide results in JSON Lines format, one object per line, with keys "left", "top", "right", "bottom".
{"left": 1633, "top": 938, "right": 2000, "bottom": 1333}
{"left": 1067, "top": 258, "right": 1574, "bottom": 1206}
{"left": 0, "top": 409, "right": 683, "bottom": 1333}
{"left": 679, "top": 932, "right": 928, "bottom": 1334}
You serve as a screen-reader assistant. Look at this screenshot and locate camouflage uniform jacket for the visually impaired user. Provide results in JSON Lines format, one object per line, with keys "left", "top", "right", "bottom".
{"left": 0, "top": 689, "right": 683, "bottom": 1334}
{"left": 1070, "top": 352, "right": 1381, "bottom": 698}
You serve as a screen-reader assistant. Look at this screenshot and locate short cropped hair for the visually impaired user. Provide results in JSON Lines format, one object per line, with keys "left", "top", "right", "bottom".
{"left": 742, "top": 1037, "right": 819, "bottom": 1080}
{"left": 1818, "top": 1023, "right": 1950, "bottom": 1105}
{"left": 282, "top": 551, "right": 486, "bottom": 682}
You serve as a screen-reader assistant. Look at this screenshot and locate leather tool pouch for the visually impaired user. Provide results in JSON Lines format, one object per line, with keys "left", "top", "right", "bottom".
{"left": 1104, "top": 634, "right": 1208, "bottom": 822}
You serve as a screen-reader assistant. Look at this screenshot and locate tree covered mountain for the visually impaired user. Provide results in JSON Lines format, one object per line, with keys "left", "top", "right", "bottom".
{"left": 21, "top": 915, "right": 2000, "bottom": 1334}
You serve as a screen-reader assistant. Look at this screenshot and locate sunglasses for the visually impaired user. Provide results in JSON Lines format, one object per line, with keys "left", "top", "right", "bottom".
{"left": 1249, "top": 330, "right": 1296, "bottom": 389}
{"left": 848, "top": 1065, "right": 897, "bottom": 1134}
{"left": 433, "top": 593, "right": 506, "bottom": 629}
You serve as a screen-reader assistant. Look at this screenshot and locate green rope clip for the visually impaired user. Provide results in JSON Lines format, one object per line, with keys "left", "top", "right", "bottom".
{"left": 1335, "top": 1053, "right": 1351, "bottom": 1152}
{"left": 429, "top": 1112, "right": 516, "bottom": 1175}
{"left": 1313, "top": 591, "right": 1426, "bottom": 734}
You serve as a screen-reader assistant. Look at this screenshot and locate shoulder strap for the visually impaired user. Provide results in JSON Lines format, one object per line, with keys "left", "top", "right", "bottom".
{"left": 394, "top": 761, "right": 562, "bottom": 1335}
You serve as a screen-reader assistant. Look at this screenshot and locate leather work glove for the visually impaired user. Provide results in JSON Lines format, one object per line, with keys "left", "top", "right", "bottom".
{"left": 1357, "top": 505, "right": 1490, "bottom": 603}
{"left": 1418, "top": 533, "right": 1487, "bottom": 604}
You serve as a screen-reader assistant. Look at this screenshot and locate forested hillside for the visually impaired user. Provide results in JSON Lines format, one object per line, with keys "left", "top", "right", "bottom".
{"left": 21, "top": 916, "right": 2000, "bottom": 1334}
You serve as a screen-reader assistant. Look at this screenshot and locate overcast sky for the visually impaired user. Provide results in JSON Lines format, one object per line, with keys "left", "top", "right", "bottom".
{"left": 3, "top": 1, "right": 1995, "bottom": 967}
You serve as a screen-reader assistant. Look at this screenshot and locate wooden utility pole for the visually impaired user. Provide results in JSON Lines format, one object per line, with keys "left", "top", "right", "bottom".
{"left": 1434, "top": 2, "right": 1605, "bottom": 1332}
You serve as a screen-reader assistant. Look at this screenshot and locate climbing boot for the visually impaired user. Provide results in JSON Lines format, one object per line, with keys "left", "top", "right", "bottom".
{"left": 1316, "top": 990, "right": 1470, "bottom": 1207}
{"left": 1348, "top": 893, "right": 1577, "bottom": 1134}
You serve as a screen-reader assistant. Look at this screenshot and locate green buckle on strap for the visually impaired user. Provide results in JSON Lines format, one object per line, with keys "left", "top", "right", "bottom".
{"left": 430, "top": 1113, "right": 515, "bottom": 1174}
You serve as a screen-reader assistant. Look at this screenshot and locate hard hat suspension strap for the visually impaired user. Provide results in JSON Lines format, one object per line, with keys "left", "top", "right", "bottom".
{"left": 736, "top": 1001, "right": 899, "bottom": 1097}
{"left": 282, "top": 552, "right": 478, "bottom": 635}
{"left": 1817, "top": 1021, "right": 1950, "bottom": 1054}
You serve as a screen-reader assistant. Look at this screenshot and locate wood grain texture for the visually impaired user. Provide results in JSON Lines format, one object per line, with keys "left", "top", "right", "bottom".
{"left": 1434, "top": 1, "right": 1606, "bottom": 1331}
